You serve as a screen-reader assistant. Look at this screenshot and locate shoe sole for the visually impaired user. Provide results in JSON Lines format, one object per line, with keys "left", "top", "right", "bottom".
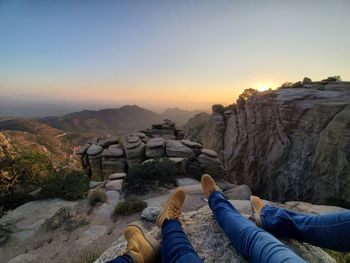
{"left": 156, "top": 188, "right": 185, "bottom": 228}
{"left": 250, "top": 196, "right": 262, "bottom": 226}
{"left": 127, "top": 224, "right": 160, "bottom": 253}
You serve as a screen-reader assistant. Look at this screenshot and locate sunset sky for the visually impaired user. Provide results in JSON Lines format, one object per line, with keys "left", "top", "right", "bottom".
{"left": 1, "top": 0, "right": 350, "bottom": 111}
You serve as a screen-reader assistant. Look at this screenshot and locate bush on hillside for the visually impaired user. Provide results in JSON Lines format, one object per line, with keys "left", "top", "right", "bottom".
{"left": 113, "top": 197, "right": 147, "bottom": 216}
{"left": 40, "top": 169, "right": 89, "bottom": 201}
{"left": 0, "top": 151, "right": 55, "bottom": 210}
{"left": 123, "top": 158, "right": 176, "bottom": 194}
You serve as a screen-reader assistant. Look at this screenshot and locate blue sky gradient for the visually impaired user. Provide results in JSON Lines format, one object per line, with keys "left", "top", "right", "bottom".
{"left": 0, "top": 0, "right": 349, "bottom": 110}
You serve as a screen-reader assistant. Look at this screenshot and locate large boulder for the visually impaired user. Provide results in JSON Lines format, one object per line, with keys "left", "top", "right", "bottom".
{"left": 217, "top": 82, "right": 350, "bottom": 204}
{"left": 165, "top": 140, "right": 195, "bottom": 159}
{"left": 95, "top": 200, "right": 339, "bottom": 263}
{"left": 87, "top": 144, "right": 104, "bottom": 181}
{"left": 183, "top": 113, "right": 210, "bottom": 143}
{"left": 201, "top": 110, "right": 225, "bottom": 160}
{"left": 145, "top": 138, "right": 165, "bottom": 158}
{"left": 101, "top": 144, "right": 126, "bottom": 179}
{"left": 123, "top": 134, "right": 145, "bottom": 167}
{"left": 198, "top": 149, "right": 226, "bottom": 179}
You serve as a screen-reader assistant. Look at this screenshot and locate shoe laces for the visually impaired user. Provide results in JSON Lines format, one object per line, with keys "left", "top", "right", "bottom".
{"left": 168, "top": 200, "right": 181, "bottom": 219}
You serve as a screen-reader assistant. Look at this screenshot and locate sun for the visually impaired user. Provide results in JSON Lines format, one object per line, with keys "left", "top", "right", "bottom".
{"left": 257, "top": 85, "right": 270, "bottom": 92}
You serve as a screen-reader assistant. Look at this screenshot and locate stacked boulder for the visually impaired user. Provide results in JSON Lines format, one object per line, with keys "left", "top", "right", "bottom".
{"left": 123, "top": 133, "right": 146, "bottom": 167}
{"left": 101, "top": 145, "right": 125, "bottom": 180}
{"left": 198, "top": 149, "right": 226, "bottom": 179}
{"left": 141, "top": 119, "right": 184, "bottom": 140}
{"left": 145, "top": 138, "right": 165, "bottom": 158}
{"left": 78, "top": 132, "right": 227, "bottom": 181}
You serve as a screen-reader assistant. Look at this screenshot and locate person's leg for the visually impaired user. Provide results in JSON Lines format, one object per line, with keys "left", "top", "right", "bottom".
{"left": 209, "top": 191, "right": 305, "bottom": 263}
{"left": 107, "top": 224, "right": 160, "bottom": 263}
{"left": 157, "top": 187, "right": 203, "bottom": 263}
{"left": 201, "top": 174, "right": 305, "bottom": 263}
{"left": 260, "top": 205, "right": 350, "bottom": 252}
{"left": 106, "top": 255, "right": 134, "bottom": 263}
{"left": 161, "top": 219, "right": 203, "bottom": 263}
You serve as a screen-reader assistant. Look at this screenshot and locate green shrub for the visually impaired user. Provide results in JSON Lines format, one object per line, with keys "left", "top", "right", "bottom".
{"left": 0, "top": 151, "right": 55, "bottom": 210}
{"left": 40, "top": 169, "right": 89, "bottom": 201}
{"left": 124, "top": 158, "right": 176, "bottom": 194}
{"left": 113, "top": 197, "right": 147, "bottom": 216}
{"left": 87, "top": 188, "right": 107, "bottom": 206}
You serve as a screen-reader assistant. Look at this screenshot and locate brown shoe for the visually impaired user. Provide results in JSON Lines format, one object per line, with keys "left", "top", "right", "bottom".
{"left": 124, "top": 224, "right": 160, "bottom": 263}
{"left": 156, "top": 187, "right": 186, "bottom": 228}
{"left": 250, "top": 196, "right": 265, "bottom": 227}
{"left": 201, "top": 174, "right": 222, "bottom": 199}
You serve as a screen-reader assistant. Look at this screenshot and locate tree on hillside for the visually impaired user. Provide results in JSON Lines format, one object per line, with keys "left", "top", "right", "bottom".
{"left": 0, "top": 151, "right": 55, "bottom": 209}
{"left": 238, "top": 88, "right": 258, "bottom": 101}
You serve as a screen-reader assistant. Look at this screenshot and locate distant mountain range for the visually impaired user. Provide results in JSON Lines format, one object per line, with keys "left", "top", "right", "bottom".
{"left": 35, "top": 105, "right": 207, "bottom": 136}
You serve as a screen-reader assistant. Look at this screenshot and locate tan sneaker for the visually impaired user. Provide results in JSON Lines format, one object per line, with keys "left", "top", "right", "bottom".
{"left": 156, "top": 187, "right": 186, "bottom": 228}
{"left": 124, "top": 224, "right": 160, "bottom": 263}
{"left": 250, "top": 196, "right": 265, "bottom": 227}
{"left": 201, "top": 174, "right": 222, "bottom": 199}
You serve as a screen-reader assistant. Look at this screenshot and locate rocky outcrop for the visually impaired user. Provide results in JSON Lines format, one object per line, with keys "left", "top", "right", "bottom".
{"left": 95, "top": 200, "right": 343, "bottom": 263}
{"left": 202, "top": 80, "right": 350, "bottom": 204}
{"left": 78, "top": 135, "right": 226, "bottom": 181}
{"left": 183, "top": 113, "right": 210, "bottom": 143}
{"left": 201, "top": 105, "right": 226, "bottom": 160}
{"left": 141, "top": 119, "right": 184, "bottom": 140}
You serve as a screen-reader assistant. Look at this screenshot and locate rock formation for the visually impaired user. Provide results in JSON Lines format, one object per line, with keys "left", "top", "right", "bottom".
{"left": 78, "top": 125, "right": 225, "bottom": 181}
{"left": 200, "top": 79, "right": 350, "bottom": 204}
{"left": 141, "top": 119, "right": 184, "bottom": 140}
{"left": 183, "top": 112, "right": 210, "bottom": 143}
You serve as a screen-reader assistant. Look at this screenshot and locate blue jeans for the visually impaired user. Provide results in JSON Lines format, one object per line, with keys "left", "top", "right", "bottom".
{"left": 161, "top": 219, "right": 203, "bottom": 263}
{"left": 209, "top": 191, "right": 305, "bottom": 263}
{"left": 107, "top": 219, "right": 202, "bottom": 263}
{"left": 261, "top": 205, "right": 350, "bottom": 252}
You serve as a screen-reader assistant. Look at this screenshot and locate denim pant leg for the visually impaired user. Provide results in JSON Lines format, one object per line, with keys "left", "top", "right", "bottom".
{"left": 161, "top": 219, "right": 203, "bottom": 263}
{"left": 106, "top": 254, "right": 134, "bottom": 263}
{"left": 261, "top": 206, "right": 350, "bottom": 252}
{"left": 209, "top": 191, "right": 305, "bottom": 263}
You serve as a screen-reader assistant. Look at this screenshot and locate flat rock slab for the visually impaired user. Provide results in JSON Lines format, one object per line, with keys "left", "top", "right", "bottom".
{"left": 87, "top": 144, "right": 103, "bottom": 155}
{"left": 8, "top": 253, "right": 40, "bottom": 263}
{"left": 106, "top": 191, "right": 120, "bottom": 205}
{"left": 0, "top": 199, "right": 77, "bottom": 241}
{"left": 105, "top": 180, "right": 123, "bottom": 191}
{"left": 147, "top": 138, "right": 165, "bottom": 148}
{"left": 224, "top": 185, "right": 252, "bottom": 200}
{"left": 76, "top": 225, "right": 107, "bottom": 246}
{"left": 176, "top": 177, "right": 200, "bottom": 187}
{"left": 108, "top": 173, "right": 127, "bottom": 180}
{"left": 201, "top": 149, "right": 218, "bottom": 158}
{"left": 89, "top": 181, "right": 105, "bottom": 189}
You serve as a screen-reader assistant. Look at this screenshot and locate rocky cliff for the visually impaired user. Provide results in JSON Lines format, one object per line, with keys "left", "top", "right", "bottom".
{"left": 200, "top": 80, "right": 350, "bottom": 205}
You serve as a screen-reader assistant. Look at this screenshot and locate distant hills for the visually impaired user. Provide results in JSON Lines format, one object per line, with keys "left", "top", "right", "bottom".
{"left": 36, "top": 105, "right": 207, "bottom": 136}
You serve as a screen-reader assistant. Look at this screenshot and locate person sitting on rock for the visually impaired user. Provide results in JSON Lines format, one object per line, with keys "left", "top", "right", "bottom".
{"left": 107, "top": 174, "right": 350, "bottom": 263}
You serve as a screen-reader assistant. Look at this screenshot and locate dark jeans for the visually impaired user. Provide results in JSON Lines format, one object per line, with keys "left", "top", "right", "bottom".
{"left": 161, "top": 219, "right": 203, "bottom": 263}
{"left": 107, "top": 219, "right": 202, "bottom": 263}
{"left": 261, "top": 205, "right": 350, "bottom": 252}
{"left": 209, "top": 191, "right": 305, "bottom": 263}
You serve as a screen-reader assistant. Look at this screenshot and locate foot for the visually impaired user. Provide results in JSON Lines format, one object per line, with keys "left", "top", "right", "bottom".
{"left": 201, "top": 174, "right": 222, "bottom": 199}
{"left": 124, "top": 224, "right": 160, "bottom": 263}
{"left": 156, "top": 187, "right": 186, "bottom": 228}
{"left": 250, "top": 196, "right": 265, "bottom": 227}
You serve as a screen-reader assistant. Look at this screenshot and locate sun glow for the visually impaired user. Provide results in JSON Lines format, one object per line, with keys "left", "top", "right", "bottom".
{"left": 257, "top": 85, "right": 270, "bottom": 92}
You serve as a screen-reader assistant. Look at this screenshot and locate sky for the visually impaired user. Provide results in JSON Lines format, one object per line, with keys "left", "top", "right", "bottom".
{"left": 0, "top": 0, "right": 350, "bottom": 113}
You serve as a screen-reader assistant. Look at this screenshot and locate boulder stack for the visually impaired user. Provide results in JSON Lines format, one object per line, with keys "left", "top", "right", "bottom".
{"left": 198, "top": 149, "right": 226, "bottom": 179}
{"left": 101, "top": 144, "right": 125, "bottom": 180}
{"left": 123, "top": 134, "right": 146, "bottom": 167}
{"left": 86, "top": 144, "right": 103, "bottom": 181}
{"left": 145, "top": 138, "right": 165, "bottom": 158}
